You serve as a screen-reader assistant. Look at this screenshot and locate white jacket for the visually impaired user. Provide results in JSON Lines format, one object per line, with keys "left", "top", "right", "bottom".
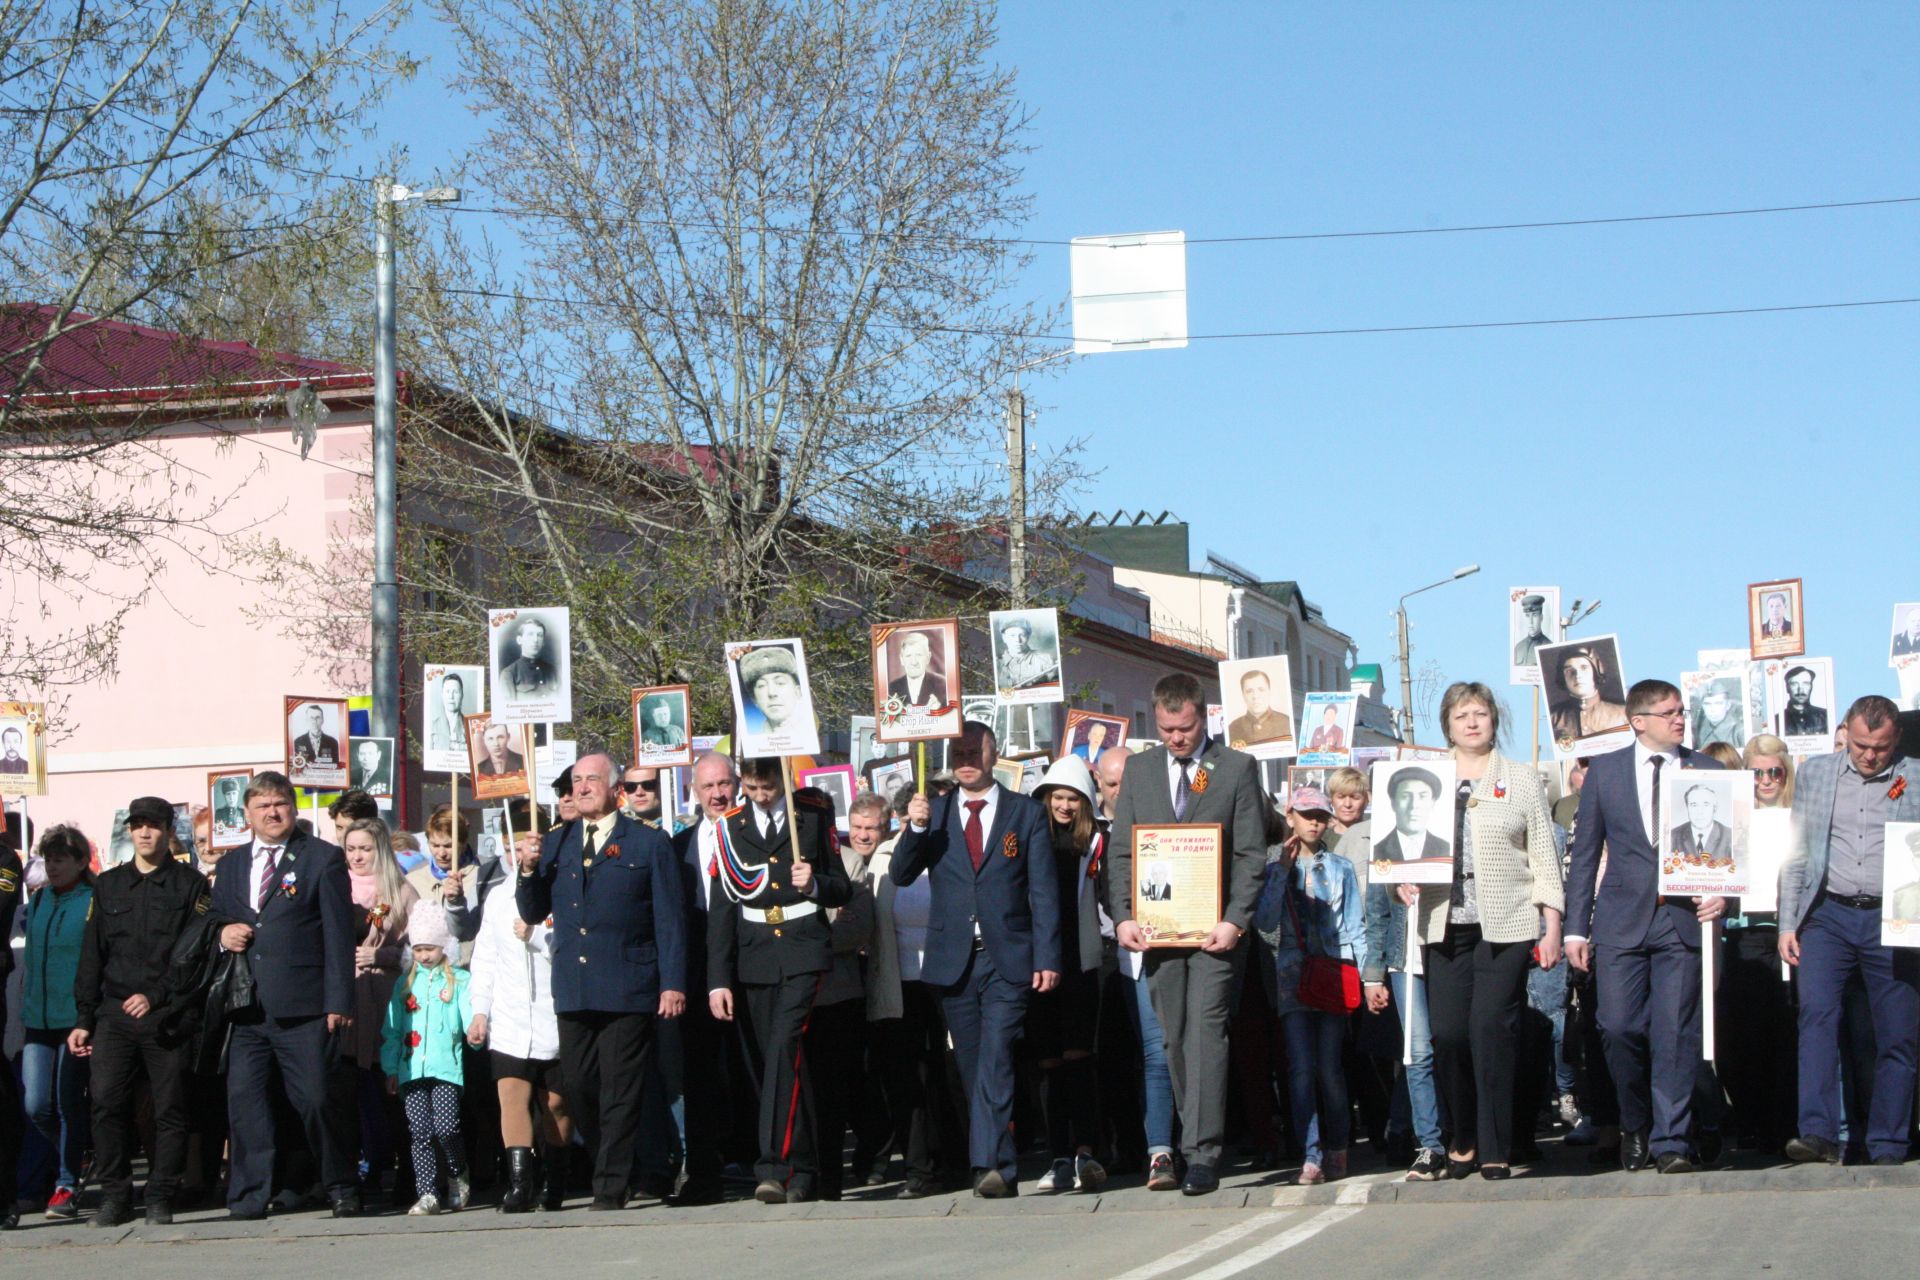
{"left": 466, "top": 874, "right": 559, "bottom": 1061}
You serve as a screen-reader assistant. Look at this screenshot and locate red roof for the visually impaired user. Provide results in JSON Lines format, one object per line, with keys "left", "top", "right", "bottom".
{"left": 0, "top": 304, "right": 371, "bottom": 407}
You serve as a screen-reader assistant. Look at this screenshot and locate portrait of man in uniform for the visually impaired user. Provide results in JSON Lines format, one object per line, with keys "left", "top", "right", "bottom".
{"left": 292, "top": 703, "right": 339, "bottom": 766}
{"left": 351, "top": 737, "right": 395, "bottom": 798}
{"left": 284, "top": 695, "right": 348, "bottom": 789}
{"left": 500, "top": 617, "right": 557, "bottom": 700}
{"left": 1224, "top": 665, "right": 1293, "bottom": 749}
{"left": 728, "top": 638, "right": 822, "bottom": 757}
{"left": 477, "top": 722, "right": 526, "bottom": 777}
{"left": 1542, "top": 637, "right": 1630, "bottom": 749}
{"left": 1513, "top": 594, "right": 1549, "bottom": 667}
{"left": 1687, "top": 676, "right": 1747, "bottom": 751}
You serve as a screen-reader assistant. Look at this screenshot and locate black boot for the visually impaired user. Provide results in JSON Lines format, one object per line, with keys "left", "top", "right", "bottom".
{"left": 498, "top": 1147, "right": 537, "bottom": 1213}
{"left": 541, "top": 1143, "right": 568, "bottom": 1211}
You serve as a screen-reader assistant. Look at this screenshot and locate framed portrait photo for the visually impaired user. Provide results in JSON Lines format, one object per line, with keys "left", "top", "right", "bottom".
{"left": 1131, "top": 824, "right": 1224, "bottom": 947}
{"left": 488, "top": 606, "right": 572, "bottom": 725}
{"left": 867, "top": 756, "right": 918, "bottom": 806}
{"left": 989, "top": 607, "right": 1064, "bottom": 704}
{"left": 350, "top": 736, "right": 397, "bottom": 807}
{"left": 284, "top": 694, "right": 350, "bottom": 791}
{"left": 206, "top": 769, "right": 254, "bottom": 850}
{"left": 1890, "top": 603, "right": 1920, "bottom": 666}
{"left": 631, "top": 684, "right": 694, "bottom": 768}
{"left": 851, "top": 715, "right": 910, "bottom": 782}
{"left": 422, "top": 663, "right": 484, "bottom": 773}
{"left": 1296, "top": 691, "right": 1358, "bottom": 767}
{"left": 1536, "top": 634, "right": 1633, "bottom": 760}
{"left": 1657, "top": 766, "right": 1750, "bottom": 897}
{"left": 465, "top": 713, "right": 532, "bottom": 802}
{"left": 1368, "top": 759, "right": 1458, "bottom": 885}
{"left": 725, "top": 637, "right": 821, "bottom": 758}
{"left": 797, "top": 763, "right": 857, "bottom": 832}
{"left": 1747, "top": 579, "right": 1804, "bottom": 660}
{"left": 871, "top": 618, "right": 962, "bottom": 743}
{"left": 1059, "top": 709, "right": 1128, "bottom": 768}
{"left": 1763, "top": 655, "right": 1836, "bottom": 756}
{"left": 1508, "top": 586, "right": 1562, "bottom": 687}
{"left": 1218, "top": 655, "right": 1296, "bottom": 760}
{"left": 1681, "top": 668, "right": 1751, "bottom": 754}
{"left": 1285, "top": 765, "right": 1332, "bottom": 807}
{"left": 0, "top": 701, "right": 47, "bottom": 797}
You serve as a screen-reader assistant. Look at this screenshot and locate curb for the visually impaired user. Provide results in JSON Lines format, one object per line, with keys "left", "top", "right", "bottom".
{"left": 1269, "top": 1161, "right": 1920, "bottom": 1207}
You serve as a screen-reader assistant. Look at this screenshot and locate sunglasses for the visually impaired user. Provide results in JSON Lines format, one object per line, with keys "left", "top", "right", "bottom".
{"left": 1751, "top": 766, "right": 1786, "bottom": 781}
{"left": 621, "top": 780, "right": 660, "bottom": 793}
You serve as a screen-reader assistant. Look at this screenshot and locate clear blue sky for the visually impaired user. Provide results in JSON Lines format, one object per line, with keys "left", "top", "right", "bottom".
{"left": 365, "top": 2, "right": 1919, "bottom": 745}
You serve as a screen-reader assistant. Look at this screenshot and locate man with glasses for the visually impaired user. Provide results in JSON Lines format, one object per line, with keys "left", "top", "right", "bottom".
{"left": 1565, "top": 680, "right": 1726, "bottom": 1174}
{"left": 622, "top": 765, "right": 664, "bottom": 828}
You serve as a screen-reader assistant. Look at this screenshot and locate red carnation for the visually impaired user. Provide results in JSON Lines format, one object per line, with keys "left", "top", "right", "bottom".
{"left": 407, "top": 1031, "right": 422, "bottom": 1048}
{"left": 405, "top": 994, "right": 420, "bottom": 1012}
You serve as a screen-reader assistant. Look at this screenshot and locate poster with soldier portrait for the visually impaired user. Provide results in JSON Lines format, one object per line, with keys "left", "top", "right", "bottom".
{"left": 631, "top": 684, "right": 694, "bottom": 768}
{"left": 871, "top": 619, "right": 962, "bottom": 744}
{"left": 488, "top": 606, "right": 572, "bottom": 725}
{"left": 1890, "top": 604, "right": 1920, "bottom": 666}
{"left": 207, "top": 769, "right": 253, "bottom": 850}
{"left": 1657, "top": 767, "right": 1750, "bottom": 897}
{"left": 1764, "top": 656, "right": 1836, "bottom": 756}
{"left": 1507, "top": 586, "right": 1562, "bottom": 687}
{"left": 350, "top": 736, "right": 397, "bottom": 809}
{"left": 726, "top": 638, "right": 821, "bottom": 757}
{"left": 1536, "top": 634, "right": 1632, "bottom": 760}
{"left": 1296, "top": 692, "right": 1358, "bottom": 767}
{"left": 1681, "top": 668, "right": 1750, "bottom": 753}
{"left": 1747, "top": 579, "right": 1804, "bottom": 661}
{"left": 423, "top": 663, "right": 484, "bottom": 773}
{"left": 465, "top": 714, "right": 532, "bottom": 802}
{"left": 1218, "top": 655, "right": 1297, "bottom": 761}
{"left": 989, "top": 607, "right": 1064, "bottom": 705}
{"left": 0, "top": 701, "right": 47, "bottom": 797}
{"left": 284, "top": 694, "right": 349, "bottom": 791}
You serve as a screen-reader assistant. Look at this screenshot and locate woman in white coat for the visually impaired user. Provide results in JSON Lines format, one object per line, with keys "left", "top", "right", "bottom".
{"left": 466, "top": 829, "right": 573, "bottom": 1212}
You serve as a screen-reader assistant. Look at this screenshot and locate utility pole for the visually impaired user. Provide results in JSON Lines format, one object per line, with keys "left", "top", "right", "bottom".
{"left": 1006, "top": 385, "right": 1027, "bottom": 607}
{"left": 1396, "top": 606, "right": 1413, "bottom": 743}
{"left": 371, "top": 179, "right": 398, "bottom": 745}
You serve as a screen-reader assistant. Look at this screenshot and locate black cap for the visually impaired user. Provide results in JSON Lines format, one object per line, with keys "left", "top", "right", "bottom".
{"left": 127, "top": 796, "right": 174, "bottom": 827}
{"left": 554, "top": 764, "right": 574, "bottom": 797}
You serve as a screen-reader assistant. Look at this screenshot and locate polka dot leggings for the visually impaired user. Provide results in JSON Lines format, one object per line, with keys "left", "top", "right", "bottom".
{"left": 402, "top": 1080, "right": 467, "bottom": 1199}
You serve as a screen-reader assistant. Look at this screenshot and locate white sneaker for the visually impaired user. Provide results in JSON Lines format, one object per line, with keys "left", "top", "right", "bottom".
{"left": 407, "top": 1194, "right": 442, "bottom": 1216}
{"left": 1035, "top": 1158, "right": 1074, "bottom": 1191}
{"left": 446, "top": 1174, "right": 470, "bottom": 1211}
{"left": 1558, "top": 1093, "right": 1582, "bottom": 1127}
{"left": 1072, "top": 1152, "right": 1107, "bottom": 1192}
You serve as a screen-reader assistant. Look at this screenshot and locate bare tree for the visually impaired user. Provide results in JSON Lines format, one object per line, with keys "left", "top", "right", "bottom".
{"left": 0, "top": 0, "right": 410, "bottom": 702}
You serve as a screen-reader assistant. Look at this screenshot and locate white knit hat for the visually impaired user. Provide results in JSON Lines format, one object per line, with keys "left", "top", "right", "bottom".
{"left": 1032, "top": 753, "right": 1097, "bottom": 806}
{"left": 407, "top": 899, "right": 453, "bottom": 950}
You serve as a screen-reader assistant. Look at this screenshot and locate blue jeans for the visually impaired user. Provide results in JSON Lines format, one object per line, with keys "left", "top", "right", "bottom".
{"left": 1388, "top": 972, "right": 1444, "bottom": 1152}
{"left": 22, "top": 1028, "right": 90, "bottom": 1191}
{"left": 1127, "top": 972, "right": 1175, "bottom": 1156}
{"left": 1280, "top": 1010, "right": 1348, "bottom": 1165}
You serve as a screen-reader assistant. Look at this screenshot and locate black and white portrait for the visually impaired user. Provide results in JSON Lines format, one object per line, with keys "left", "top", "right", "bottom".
{"left": 1140, "top": 861, "right": 1175, "bottom": 902}
{"left": 284, "top": 694, "right": 349, "bottom": 790}
{"left": 423, "top": 663, "right": 484, "bottom": 773}
{"left": 726, "top": 637, "right": 821, "bottom": 757}
{"left": 1682, "top": 669, "right": 1749, "bottom": 752}
{"left": 799, "top": 764, "right": 857, "bottom": 832}
{"left": 1367, "top": 759, "right": 1458, "bottom": 885}
{"left": 1658, "top": 768, "right": 1750, "bottom": 896}
{"left": 631, "top": 684, "right": 694, "bottom": 768}
{"left": 351, "top": 736, "right": 396, "bottom": 804}
{"left": 1507, "top": 586, "right": 1561, "bottom": 687}
{"left": 0, "top": 719, "right": 29, "bottom": 779}
{"left": 1766, "top": 656, "right": 1835, "bottom": 755}
{"left": 868, "top": 757, "right": 917, "bottom": 806}
{"left": 488, "top": 606, "right": 573, "bottom": 724}
{"left": 989, "top": 607, "right": 1064, "bottom": 704}
{"left": 208, "top": 770, "right": 252, "bottom": 848}
{"left": 1218, "top": 655, "right": 1297, "bottom": 760}
{"left": 1891, "top": 604, "right": 1920, "bottom": 664}
{"left": 1537, "top": 634, "right": 1632, "bottom": 759}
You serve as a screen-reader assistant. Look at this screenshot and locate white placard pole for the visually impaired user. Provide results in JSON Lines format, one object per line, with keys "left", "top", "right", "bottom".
{"left": 1702, "top": 919, "right": 1717, "bottom": 1061}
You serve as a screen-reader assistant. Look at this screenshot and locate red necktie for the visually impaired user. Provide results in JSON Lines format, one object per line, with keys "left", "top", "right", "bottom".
{"left": 965, "top": 800, "right": 987, "bottom": 871}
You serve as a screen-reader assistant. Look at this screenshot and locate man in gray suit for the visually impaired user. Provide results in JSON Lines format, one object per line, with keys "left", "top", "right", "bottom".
{"left": 1105, "top": 672, "right": 1265, "bottom": 1196}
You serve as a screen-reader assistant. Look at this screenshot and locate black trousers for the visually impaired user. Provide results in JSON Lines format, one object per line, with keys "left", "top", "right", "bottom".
{"left": 678, "top": 1001, "right": 728, "bottom": 1184}
{"left": 804, "top": 996, "right": 867, "bottom": 1199}
{"left": 870, "top": 981, "right": 968, "bottom": 1184}
{"left": 91, "top": 1007, "right": 191, "bottom": 1201}
{"left": 0, "top": 992, "right": 20, "bottom": 1206}
{"left": 226, "top": 1013, "right": 355, "bottom": 1213}
{"left": 558, "top": 1009, "right": 655, "bottom": 1201}
{"left": 1425, "top": 923, "right": 1532, "bottom": 1164}
{"left": 742, "top": 975, "right": 821, "bottom": 1190}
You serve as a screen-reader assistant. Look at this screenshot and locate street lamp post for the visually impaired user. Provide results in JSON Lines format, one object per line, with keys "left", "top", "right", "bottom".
{"left": 1395, "top": 564, "right": 1480, "bottom": 743}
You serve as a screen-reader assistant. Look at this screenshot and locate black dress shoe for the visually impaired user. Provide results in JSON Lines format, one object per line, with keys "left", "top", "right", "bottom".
{"left": 94, "top": 1199, "right": 135, "bottom": 1227}
{"left": 1621, "top": 1130, "right": 1651, "bottom": 1172}
{"left": 633, "top": 1172, "right": 675, "bottom": 1200}
{"left": 1785, "top": 1135, "right": 1839, "bottom": 1164}
{"left": 0, "top": 1207, "right": 18, "bottom": 1231}
{"left": 587, "top": 1194, "right": 628, "bottom": 1211}
{"left": 671, "top": 1178, "right": 725, "bottom": 1206}
{"left": 329, "top": 1192, "right": 362, "bottom": 1218}
{"left": 1656, "top": 1153, "right": 1695, "bottom": 1174}
{"left": 896, "top": 1178, "right": 936, "bottom": 1199}
{"left": 226, "top": 1208, "right": 268, "bottom": 1222}
{"left": 1446, "top": 1155, "right": 1478, "bottom": 1180}
{"left": 1180, "top": 1163, "right": 1219, "bottom": 1196}
{"left": 1695, "top": 1130, "right": 1723, "bottom": 1167}
{"left": 1480, "top": 1165, "right": 1512, "bottom": 1181}
{"left": 145, "top": 1201, "right": 174, "bottom": 1225}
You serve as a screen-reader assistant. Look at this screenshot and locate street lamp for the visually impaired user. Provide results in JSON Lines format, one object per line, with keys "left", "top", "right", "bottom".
{"left": 371, "top": 179, "right": 460, "bottom": 751}
{"left": 1395, "top": 563, "right": 1480, "bottom": 743}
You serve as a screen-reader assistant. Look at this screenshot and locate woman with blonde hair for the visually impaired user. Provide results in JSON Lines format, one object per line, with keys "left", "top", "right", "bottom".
{"left": 1716, "top": 735, "right": 1797, "bottom": 1151}
{"left": 341, "top": 817, "right": 418, "bottom": 1201}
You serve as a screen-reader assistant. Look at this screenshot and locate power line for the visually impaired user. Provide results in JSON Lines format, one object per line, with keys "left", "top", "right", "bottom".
{"left": 439, "top": 193, "right": 1920, "bottom": 249}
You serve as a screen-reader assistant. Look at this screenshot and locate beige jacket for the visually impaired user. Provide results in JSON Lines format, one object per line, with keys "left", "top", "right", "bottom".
{"left": 1412, "top": 750, "right": 1563, "bottom": 945}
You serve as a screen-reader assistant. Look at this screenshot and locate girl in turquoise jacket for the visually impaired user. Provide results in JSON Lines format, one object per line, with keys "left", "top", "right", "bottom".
{"left": 382, "top": 901, "right": 472, "bottom": 1215}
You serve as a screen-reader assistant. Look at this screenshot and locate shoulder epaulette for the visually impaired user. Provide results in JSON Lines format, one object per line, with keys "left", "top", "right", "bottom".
{"left": 793, "top": 791, "right": 831, "bottom": 811}
{"left": 723, "top": 804, "right": 746, "bottom": 820}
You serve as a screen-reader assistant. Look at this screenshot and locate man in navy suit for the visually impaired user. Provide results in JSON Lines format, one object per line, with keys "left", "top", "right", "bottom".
{"left": 518, "top": 752, "right": 687, "bottom": 1210}
{"left": 1565, "top": 679, "right": 1727, "bottom": 1174}
{"left": 894, "top": 720, "right": 1061, "bottom": 1197}
{"left": 208, "top": 771, "right": 358, "bottom": 1218}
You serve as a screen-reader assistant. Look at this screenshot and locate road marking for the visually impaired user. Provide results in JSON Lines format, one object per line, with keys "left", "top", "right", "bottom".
{"left": 1178, "top": 1204, "right": 1363, "bottom": 1280}
{"left": 1107, "top": 1211, "right": 1292, "bottom": 1280}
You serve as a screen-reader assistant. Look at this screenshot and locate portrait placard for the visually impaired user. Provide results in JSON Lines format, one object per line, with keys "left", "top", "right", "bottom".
{"left": 991, "top": 758, "right": 1025, "bottom": 793}
{"left": 1060, "top": 709, "right": 1128, "bottom": 766}
{"left": 631, "top": 684, "right": 694, "bottom": 768}
{"left": 725, "top": 637, "right": 821, "bottom": 757}
{"left": 350, "top": 736, "right": 397, "bottom": 808}
{"left": 488, "top": 606, "right": 572, "bottom": 725}
{"left": 207, "top": 768, "right": 254, "bottom": 850}
{"left": 871, "top": 619, "right": 963, "bottom": 743}
{"left": 798, "top": 764, "right": 857, "bottom": 832}
{"left": 1368, "top": 759, "right": 1458, "bottom": 885}
{"left": 989, "top": 607, "right": 1064, "bottom": 704}
{"left": 1536, "top": 634, "right": 1632, "bottom": 760}
{"left": 1020, "top": 757, "right": 1050, "bottom": 793}
{"left": 1218, "top": 656, "right": 1296, "bottom": 760}
{"left": 1744, "top": 808, "right": 1793, "bottom": 914}
{"left": 1131, "top": 824, "right": 1224, "bottom": 946}
{"left": 1899, "top": 662, "right": 1920, "bottom": 715}
{"left": 284, "top": 694, "right": 350, "bottom": 791}
{"left": 1657, "top": 767, "right": 1750, "bottom": 896}
{"left": 1747, "top": 579, "right": 1804, "bottom": 660}
{"left": 1296, "top": 692, "right": 1358, "bottom": 767}
{"left": 1286, "top": 766, "right": 1332, "bottom": 806}
{"left": 995, "top": 702, "right": 1053, "bottom": 758}
{"left": 1697, "top": 648, "right": 1769, "bottom": 736}
{"left": 868, "top": 757, "right": 917, "bottom": 806}
{"left": 0, "top": 700, "right": 47, "bottom": 797}
{"left": 1681, "top": 669, "right": 1750, "bottom": 753}
{"left": 1763, "top": 656, "right": 1835, "bottom": 756}
{"left": 1891, "top": 604, "right": 1920, "bottom": 666}
{"left": 465, "top": 713, "right": 532, "bottom": 802}
{"left": 1508, "top": 586, "right": 1562, "bottom": 687}
{"left": 1881, "top": 822, "right": 1920, "bottom": 947}
{"left": 422, "top": 664, "right": 484, "bottom": 773}
{"left": 1351, "top": 745, "right": 1393, "bottom": 776}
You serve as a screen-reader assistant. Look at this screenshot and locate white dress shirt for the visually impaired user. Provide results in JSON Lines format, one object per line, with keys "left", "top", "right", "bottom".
{"left": 695, "top": 817, "right": 723, "bottom": 910}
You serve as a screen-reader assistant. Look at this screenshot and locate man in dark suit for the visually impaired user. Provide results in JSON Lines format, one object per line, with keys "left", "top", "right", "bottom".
{"left": 517, "top": 752, "right": 687, "bottom": 1210}
{"left": 293, "top": 704, "right": 340, "bottom": 768}
{"left": 1565, "top": 679, "right": 1727, "bottom": 1174}
{"left": 1373, "top": 767, "right": 1452, "bottom": 866}
{"left": 708, "top": 758, "right": 851, "bottom": 1204}
{"left": 895, "top": 720, "right": 1061, "bottom": 1197}
{"left": 208, "top": 771, "right": 359, "bottom": 1218}
{"left": 886, "top": 630, "right": 947, "bottom": 710}
{"left": 1105, "top": 672, "right": 1267, "bottom": 1196}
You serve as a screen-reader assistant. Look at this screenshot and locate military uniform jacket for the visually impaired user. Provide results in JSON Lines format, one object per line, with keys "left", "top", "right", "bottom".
{"left": 707, "top": 798, "right": 851, "bottom": 990}
{"left": 517, "top": 812, "right": 687, "bottom": 1015}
